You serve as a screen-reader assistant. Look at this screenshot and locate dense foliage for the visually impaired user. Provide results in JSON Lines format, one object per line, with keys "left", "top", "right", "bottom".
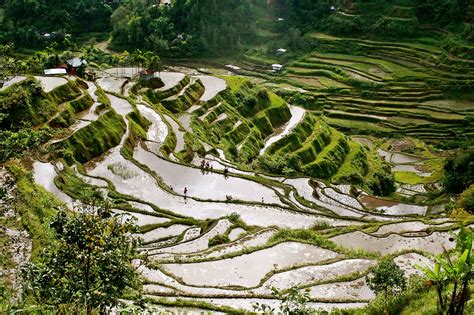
{"left": 1, "top": 0, "right": 114, "bottom": 47}
{"left": 366, "top": 257, "right": 407, "bottom": 310}
{"left": 22, "top": 204, "right": 142, "bottom": 312}
{"left": 111, "top": 0, "right": 257, "bottom": 56}
{"left": 418, "top": 226, "right": 474, "bottom": 315}
{"left": 443, "top": 149, "right": 474, "bottom": 194}
{"left": 274, "top": 0, "right": 470, "bottom": 37}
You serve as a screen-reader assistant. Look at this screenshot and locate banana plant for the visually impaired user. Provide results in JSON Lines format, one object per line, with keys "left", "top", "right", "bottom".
{"left": 417, "top": 228, "right": 473, "bottom": 315}
{"left": 417, "top": 259, "right": 449, "bottom": 314}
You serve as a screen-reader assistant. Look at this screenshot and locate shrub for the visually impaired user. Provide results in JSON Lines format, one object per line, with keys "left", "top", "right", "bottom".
{"left": 457, "top": 184, "right": 474, "bottom": 213}
{"left": 208, "top": 234, "right": 230, "bottom": 247}
{"left": 369, "top": 168, "right": 396, "bottom": 197}
{"left": 443, "top": 149, "right": 474, "bottom": 193}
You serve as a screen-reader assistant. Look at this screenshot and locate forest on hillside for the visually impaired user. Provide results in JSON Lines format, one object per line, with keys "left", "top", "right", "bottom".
{"left": 1, "top": 0, "right": 472, "bottom": 55}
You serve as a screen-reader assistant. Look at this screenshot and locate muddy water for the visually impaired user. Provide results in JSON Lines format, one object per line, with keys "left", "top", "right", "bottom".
{"left": 1, "top": 76, "right": 26, "bottom": 90}
{"left": 323, "top": 187, "right": 364, "bottom": 210}
{"left": 186, "top": 104, "right": 201, "bottom": 113}
{"left": 34, "top": 76, "right": 68, "bottom": 93}
{"left": 140, "top": 266, "right": 247, "bottom": 296}
{"left": 213, "top": 113, "right": 228, "bottom": 123}
{"left": 178, "top": 113, "right": 193, "bottom": 132}
{"left": 87, "top": 146, "right": 320, "bottom": 228}
{"left": 75, "top": 172, "right": 108, "bottom": 187}
{"left": 195, "top": 75, "right": 227, "bottom": 101}
{"left": 106, "top": 94, "right": 134, "bottom": 116}
{"left": 309, "top": 278, "right": 375, "bottom": 300}
{"left": 260, "top": 105, "right": 306, "bottom": 155}
{"left": 141, "top": 224, "right": 190, "bottom": 243}
{"left": 393, "top": 164, "right": 431, "bottom": 177}
{"left": 352, "top": 136, "right": 374, "bottom": 149}
{"left": 143, "top": 284, "right": 175, "bottom": 295}
{"left": 136, "top": 105, "right": 168, "bottom": 143}
{"left": 391, "top": 152, "right": 424, "bottom": 164}
{"left": 191, "top": 155, "right": 251, "bottom": 176}
{"left": 112, "top": 209, "right": 170, "bottom": 226}
{"left": 32, "top": 162, "right": 74, "bottom": 208}
{"left": 185, "top": 229, "right": 277, "bottom": 261}
{"left": 360, "top": 195, "right": 427, "bottom": 216}
{"left": 377, "top": 149, "right": 425, "bottom": 164}
{"left": 134, "top": 147, "right": 282, "bottom": 204}
{"left": 149, "top": 219, "right": 233, "bottom": 257}
{"left": 98, "top": 77, "right": 127, "bottom": 94}
{"left": 285, "top": 178, "right": 365, "bottom": 218}
{"left": 395, "top": 252, "right": 434, "bottom": 277}
{"left": 331, "top": 230, "right": 456, "bottom": 255}
{"left": 163, "top": 242, "right": 339, "bottom": 288}
{"left": 372, "top": 221, "right": 435, "bottom": 236}
{"left": 254, "top": 259, "right": 375, "bottom": 294}
{"left": 73, "top": 82, "right": 102, "bottom": 131}
{"left": 229, "top": 228, "right": 246, "bottom": 241}
{"left": 158, "top": 72, "right": 186, "bottom": 91}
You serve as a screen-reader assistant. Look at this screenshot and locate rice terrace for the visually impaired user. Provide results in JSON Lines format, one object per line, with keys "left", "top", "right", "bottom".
{"left": 1, "top": 0, "right": 474, "bottom": 314}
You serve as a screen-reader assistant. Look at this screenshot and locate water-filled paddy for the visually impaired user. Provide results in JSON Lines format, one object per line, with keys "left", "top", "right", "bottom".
{"left": 27, "top": 67, "right": 460, "bottom": 312}
{"left": 34, "top": 76, "right": 68, "bottom": 92}
{"left": 163, "top": 242, "right": 339, "bottom": 287}
{"left": 331, "top": 230, "right": 456, "bottom": 255}
{"left": 134, "top": 147, "right": 282, "bottom": 204}
{"left": 196, "top": 75, "right": 227, "bottom": 101}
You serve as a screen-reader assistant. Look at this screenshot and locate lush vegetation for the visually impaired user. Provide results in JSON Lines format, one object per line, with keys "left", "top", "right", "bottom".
{"left": 366, "top": 257, "right": 407, "bottom": 312}
{"left": 110, "top": 0, "right": 258, "bottom": 56}
{"left": 417, "top": 227, "right": 473, "bottom": 315}
{"left": 0, "top": 76, "right": 83, "bottom": 162}
{"left": 22, "top": 204, "right": 142, "bottom": 313}
{"left": 443, "top": 149, "right": 474, "bottom": 213}
{"left": 1, "top": 0, "right": 114, "bottom": 47}
{"left": 1, "top": 0, "right": 473, "bottom": 314}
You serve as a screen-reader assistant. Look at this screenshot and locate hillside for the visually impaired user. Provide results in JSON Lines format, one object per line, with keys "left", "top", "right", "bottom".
{"left": 1, "top": 0, "right": 474, "bottom": 314}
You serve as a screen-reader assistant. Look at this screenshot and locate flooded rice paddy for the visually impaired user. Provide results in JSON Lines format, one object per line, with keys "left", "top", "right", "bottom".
{"left": 331, "top": 230, "right": 456, "bottom": 255}
{"left": 260, "top": 105, "right": 306, "bottom": 155}
{"left": 30, "top": 69, "right": 454, "bottom": 312}
{"left": 196, "top": 75, "right": 227, "bottom": 101}
{"left": 163, "top": 242, "right": 339, "bottom": 288}
{"left": 34, "top": 76, "right": 69, "bottom": 92}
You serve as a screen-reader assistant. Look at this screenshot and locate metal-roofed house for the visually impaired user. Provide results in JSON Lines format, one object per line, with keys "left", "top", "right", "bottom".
{"left": 67, "top": 57, "right": 87, "bottom": 75}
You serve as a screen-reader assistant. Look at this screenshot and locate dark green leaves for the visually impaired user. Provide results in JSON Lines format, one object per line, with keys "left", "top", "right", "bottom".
{"left": 22, "top": 204, "right": 142, "bottom": 311}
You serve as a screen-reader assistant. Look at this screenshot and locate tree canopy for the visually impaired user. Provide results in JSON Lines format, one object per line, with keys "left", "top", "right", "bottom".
{"left": 110, "top": 0, "right": 257, "bottom": 56}
{"left": 1, "top": 0, "right": 114, "bottom": 47}
{"left": 22, "top": 204, "right": 142, "bottom": 312}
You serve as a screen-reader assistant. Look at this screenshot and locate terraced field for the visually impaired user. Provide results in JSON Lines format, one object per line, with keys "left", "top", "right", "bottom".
{"left": 243, "top": 30, "right": 474, "bottom": 142}
{"left": 4, "top": 66, "right": 468, "bottom": 312}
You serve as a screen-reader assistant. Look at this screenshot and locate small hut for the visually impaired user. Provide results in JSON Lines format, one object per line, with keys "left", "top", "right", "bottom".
{"left": 272, "top": 64, "right": 284, "bottom": 72}
{"left": 67, "top": 58, "right": 87, "bottom": 75}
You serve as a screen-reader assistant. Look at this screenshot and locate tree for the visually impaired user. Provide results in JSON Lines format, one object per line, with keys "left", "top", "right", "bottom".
{"left": 418, "top": 227, "right": 473, "bottom": 315}
{"left": 253, "top": 287, "right": 314, "bottom": 315}
{"left": 366, "top": 258, "right": 407, "bottom": 312}
{"left": 148, "top": 55, "right": 163, "bottom": 77}
{"left": 369, "top": 168, "right": 396, "bottom": 197}
{"left": 22, "top": 204, "right": 142, "bottom": 314}
{"left": 457, "top": 184, "right": 474, "bottom": 213}
{"left": 443, "top": 149, "right": 474, "bottom": 193}
{"left": 0, "top": 43, "right": 17, "bottom": 84}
